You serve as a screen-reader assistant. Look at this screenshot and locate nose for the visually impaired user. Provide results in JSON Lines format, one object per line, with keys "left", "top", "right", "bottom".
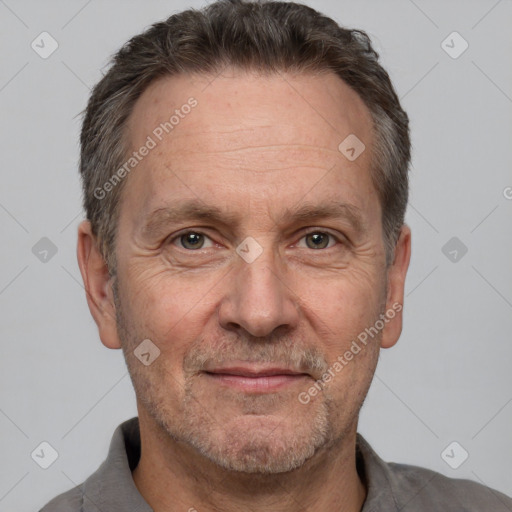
{"left": 218, "top": 245, "right": 299, "bottom": 338}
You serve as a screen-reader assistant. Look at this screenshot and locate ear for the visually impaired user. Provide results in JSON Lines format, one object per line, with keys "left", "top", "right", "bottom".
{"left": 380, "top": 224, "right": 411, "bottom": 349}
{"left": 76, "top": 220, "right": 122, "bottom": 349}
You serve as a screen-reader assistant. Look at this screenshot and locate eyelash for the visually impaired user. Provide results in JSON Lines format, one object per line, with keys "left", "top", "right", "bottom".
{"left": 168, "top": 229, "right": 344, "bottom": 251}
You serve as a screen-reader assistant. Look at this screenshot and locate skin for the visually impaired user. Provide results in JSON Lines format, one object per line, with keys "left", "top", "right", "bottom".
{"left": 77, "top": 69, "right": 411, "bottom": 512}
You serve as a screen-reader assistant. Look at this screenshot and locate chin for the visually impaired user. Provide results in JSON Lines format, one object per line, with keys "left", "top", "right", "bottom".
{"left": 180, "top": 407, "right": 333, "bottom": 474}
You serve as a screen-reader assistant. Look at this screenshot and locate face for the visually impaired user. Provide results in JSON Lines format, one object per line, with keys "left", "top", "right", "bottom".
{"left": 83, "top": 69, "right": 410, "bottom": 474}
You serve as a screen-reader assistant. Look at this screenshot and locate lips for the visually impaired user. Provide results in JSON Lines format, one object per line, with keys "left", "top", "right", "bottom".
{"left": 205, "top": 366, "right": 305, "bottom": 377}
{"left": 202, "top": 363, "right": 309, "bottom": 392}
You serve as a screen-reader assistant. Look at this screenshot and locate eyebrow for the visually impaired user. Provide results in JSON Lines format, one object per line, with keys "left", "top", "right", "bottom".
{"left": 139, "top": 199, "right": 366, "bottom": 239}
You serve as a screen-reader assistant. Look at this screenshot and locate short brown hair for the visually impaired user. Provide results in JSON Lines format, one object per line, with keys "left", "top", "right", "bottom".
{"left": 80, "top": 0, "right": 411, "bottom": 273}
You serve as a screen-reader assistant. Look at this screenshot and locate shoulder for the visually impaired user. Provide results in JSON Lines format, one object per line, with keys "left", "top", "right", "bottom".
{"left": 386, "top": 461, "right": 512, "bottom": 511}
{"left": 37, "top": 417, "right": 145, "bottom": 511}
{"left": 38, "top": 484, "right": 83, "bottom": 511}
{"left": 356, "top": 434, "right": 512, "bottom": 511}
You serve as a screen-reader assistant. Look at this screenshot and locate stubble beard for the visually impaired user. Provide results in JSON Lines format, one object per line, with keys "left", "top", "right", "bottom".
{"left": 113, "top": 279, "right": 378, "bottom": 476}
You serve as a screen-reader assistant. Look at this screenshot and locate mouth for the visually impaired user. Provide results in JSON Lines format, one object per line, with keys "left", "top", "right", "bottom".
{"left": 202, "top": 363, "right": 310, "bottom": 393}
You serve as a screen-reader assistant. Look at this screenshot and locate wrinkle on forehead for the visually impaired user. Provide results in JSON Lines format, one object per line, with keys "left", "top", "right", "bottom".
{"left": 118, "top": 69, "right": 379, "bottom": 238}
{"left": 126, "top": 70, "right": 373, "bottom": 156}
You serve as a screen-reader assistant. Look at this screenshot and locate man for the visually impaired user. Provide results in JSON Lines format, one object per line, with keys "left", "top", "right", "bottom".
{"left": 40, "top": 0, "right": 512, "bottom": 510}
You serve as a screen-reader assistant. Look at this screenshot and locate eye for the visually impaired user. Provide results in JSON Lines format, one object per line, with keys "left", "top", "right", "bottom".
{"left": 172, "top": 231, "right": 214, "bottom": 250}
{"left": 169, "top": 229, "right": 342, "bottom": 252}
{"left": 298, "top": 231, "right": 339, "bottom": 250}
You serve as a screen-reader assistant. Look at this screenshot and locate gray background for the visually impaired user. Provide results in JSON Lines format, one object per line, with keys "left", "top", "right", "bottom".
{"left": 0, "top": 0, "right": 511, "bottom": 510}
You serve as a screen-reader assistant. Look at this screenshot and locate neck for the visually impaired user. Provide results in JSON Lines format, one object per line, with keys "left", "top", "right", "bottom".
{"left": 132, "top": 410, "right": 366, "bottom": 512}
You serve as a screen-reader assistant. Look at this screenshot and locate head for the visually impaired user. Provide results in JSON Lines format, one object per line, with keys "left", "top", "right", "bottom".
{"left": 77, "top": 0, "right": 411, "bottom": 475}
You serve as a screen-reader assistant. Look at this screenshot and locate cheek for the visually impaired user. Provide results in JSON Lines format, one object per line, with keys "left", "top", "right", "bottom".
{"left": 310, "top": 269, "right": 385, "bottom": 403}
{"left": 295, "top": 266, "right": 385, "bottom": 344}
{"left": 122, "top": 266, "right": 218, "bottom": 360}
{"left": 127, "top": 264, "right": 199, "bottom": 318}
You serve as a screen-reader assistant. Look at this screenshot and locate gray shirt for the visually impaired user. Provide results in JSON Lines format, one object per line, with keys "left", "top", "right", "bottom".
{"left": 39, "top": 416, "right": 512, "bottom": 511}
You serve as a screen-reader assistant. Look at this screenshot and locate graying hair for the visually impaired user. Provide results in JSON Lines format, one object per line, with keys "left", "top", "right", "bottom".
{"left": 79, "top": 0, "right": 410, "bottom": 274}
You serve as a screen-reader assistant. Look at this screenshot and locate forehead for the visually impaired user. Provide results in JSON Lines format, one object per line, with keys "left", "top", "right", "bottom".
{"left": 120, "top": 69, "right": 377, "bottom": 224}
{"left": 127, "top": 69, "right": 373, "bottom": 154}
